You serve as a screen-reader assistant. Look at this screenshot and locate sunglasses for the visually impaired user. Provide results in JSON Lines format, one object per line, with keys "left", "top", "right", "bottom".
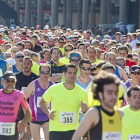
{"left": 91, "top": 73, "right": 97, "bottom": 76}
{"left": 6, "top": 79, "right": 16, "bottom": 83}
{"left": 72, "top": 40, "right": 77, "bottom": 42}
{"left": 40, "top": 70, "right": 50, "bottom": 74}
{"left": 71, "top": 59, "right": 80, "bottom": 62}
{"left": 59, "top": 42, "right": 64, "bottom": 44}
{"left": 65, "top": 49, "right": 73, "bottom": 52}
{"left": 131, "top": 72, "right": 140, "bottom": 75}
{"left": 81, "top": 67, "right": 91, "bottom": 71}
{"left": 116, "top": 62, "right": 126, "bottom": 66}
{"left": 15, "top": 56, "right": 24, "bottom": 59}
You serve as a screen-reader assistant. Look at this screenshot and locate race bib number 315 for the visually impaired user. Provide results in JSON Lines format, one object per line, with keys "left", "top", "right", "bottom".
{"left": 60, "top": 112, "right": 76, "bottom": 124}
{"left": 103, "top": 132, "right": 122, "bottom": 140}
{"left": 0, "top": 122, "right": 16, "bottom": 136}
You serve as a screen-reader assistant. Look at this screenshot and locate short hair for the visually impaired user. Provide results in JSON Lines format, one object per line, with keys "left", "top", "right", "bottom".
{"left": 4, "top": 52, "right": 11, "bottom": 57}
{"left": 96, "top": 61, "right": 107, "bottom": 69}
{"left": 91, "top": 64, "right": 97, "bottom": 71}
{"left": 42, "top": 41, "right": 48, "bottom": 46}
{"left": 43, "top": 49, "right": 50, "bottom": 54}
{"left": 86, "top": 30, "right": 92, "bottom": 35}
{"left": 11, "top": 46, "right": 18, "bottom": 51}
{"left": 127, "top": 86, "right": 140, "bottom": 97}
{"left": 101, "top": 62, "right": 115, "bottom": 72}
{"left": 31, "top": 34, "right": 38, "bottom": 39}
{"left": 116, "top": 57, "right": 126, "bottom": 61}
{"left": 87, "top": 46, "right": 96, "bottom": 53}
{"left": 50, "top": 47, "right": 60, "bottom": 55}
{"left": 79, "top": 59, "right": 91, "bottom": 67}
{"left": 31, "top": 52, "right": 38, "bottom": 58}
{"left": 132, "top": 33, "right": 137, "bottom": 38}
{"left": 92, "top": 71, "right": 120, "bottom": 100}
{"left": 64, "top": 63, "right": 77, "bottom": 73}
{"left": 77, "top": 43, "right": 85, "bottom": 50}
{"left": 58, "top": 37, "right": 65, "bottom": 42}
{"left": 118, "top": 46, "right": 129, "bottom": 54}
{"left": 5, "top": 44, "right": 12, "bottom": 48}
{"left": 64, "top": 43, "right": 74, "bottom": 50}
{"left": 110, "top": 47, "right": 117, "bottom": 52}
{"left": 39, "top": 63, "right": 51, "bottom": 72}
{"left": 23, "top": 56, "right": 32, "bottom": 64}
{"left": 115, "top": 32, "right": 121, "bottom": 36}
{"left": 0, "top": 34, "right": 2, "bottom": 37}
{"left": 22, "top": 31, "right": 27, "bottom": 35}
{"left": 24, "top": 40, "right": 32, "bottom": 46}
{"left": 16, "top": 41, "right": 25, "bottom": 48}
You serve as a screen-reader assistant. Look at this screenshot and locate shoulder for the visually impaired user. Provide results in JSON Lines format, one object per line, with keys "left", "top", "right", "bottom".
{"left": 31, "top": 72, "right": 39, "bottom": 78}
{"left": 58, "top": 61, "right": 66, "bottom": 66}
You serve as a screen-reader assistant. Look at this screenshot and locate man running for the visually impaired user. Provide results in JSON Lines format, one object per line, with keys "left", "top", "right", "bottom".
{"left": 40, "top": 64, "right": 88, "bottom": 140}
{"left": 0, "top": 71, "right": 31, "bottom": 140}
{"left": 120, "top": 86, "right": 140, "bottom": 140}
{"left": 24, "top": 63, "right": 53, "bottom": 140}
{"left": 72, "top": 71, "right": 123, "bottom": 140}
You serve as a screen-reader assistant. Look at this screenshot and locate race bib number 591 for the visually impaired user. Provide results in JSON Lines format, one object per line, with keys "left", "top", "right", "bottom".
{"left": 0, "top": 122, "right": 16, "bottom": 136}
{"left": 60, "top": 112, "right": 76, "bottom": 124}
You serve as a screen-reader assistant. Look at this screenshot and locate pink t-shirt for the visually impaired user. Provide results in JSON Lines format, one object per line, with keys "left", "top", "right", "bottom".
{"left": 0, "top": 89, "right": 29, "bottom": 122}
{"left": 39, "top": 60, "right": 46, "bottom": 63}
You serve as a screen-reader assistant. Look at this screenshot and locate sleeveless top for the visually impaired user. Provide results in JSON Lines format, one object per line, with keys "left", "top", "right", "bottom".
{"left": 29, "top": 80, "right": 53, "bottom": 121}
{"left": 89, "top": 106, "right": 122, "bottom": 140}
{"left": 12, "top": 65, "right": 19, "bottom": 74}
{"left": 115, "top": 65, "right": 122, "bottom": 80}
{"left": 125, "top": 80, "right": 140, "bottom": 89}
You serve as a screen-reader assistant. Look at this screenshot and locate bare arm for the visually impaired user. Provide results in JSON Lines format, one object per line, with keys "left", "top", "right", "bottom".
{"left": 24, "top": 82, "right": 35, "bottom": 100}
{"left": 119, "top": 67, "right": 128, "bottom": 82}
{"left": 39, "top": 98, "right": 49, "bottom": 115}
{"left": 49, "top": 76, "right": 62, "bottom": 82}
{"left": 72, "top": 107, "right": 99, "bottom": 140}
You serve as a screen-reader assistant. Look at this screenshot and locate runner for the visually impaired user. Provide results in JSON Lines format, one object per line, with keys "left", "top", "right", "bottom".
{"left": 0, "top": 71, "right": 31, "bottom": 140}
{"left": 40, "top": 64, "right": 88, "bottom": 140}
{"left": 120, "top": 86, "right": 140, "bottom": 140}
{"left": 48, "top": 47, "right": 66, "bottom": 83}
{"left": 72, "top": 71, "right": 123, "bottom": 140}
{"left": 24, "top": 63, "right": 53, "bottom": 140}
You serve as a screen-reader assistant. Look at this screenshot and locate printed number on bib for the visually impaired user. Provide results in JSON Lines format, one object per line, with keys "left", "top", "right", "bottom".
{"left": 37, "top": 97, "right": 42, "bottom": 107}
{"left": 102, "top": 132, "right": 122, "bottom": 140}
{"left": 21, "top": 87, "right": 27, "bottom": 93}
{"left": 60, "top": 112, "right": 76, "bottom": 124}
{"left": 128, "top": 134, "right": 140, "bottom": 140}
{"left": 0, "top": 69, "right": 3, "bottom": 77}
{"left": 0, "top": 122, "right": 16, "bottom": 136}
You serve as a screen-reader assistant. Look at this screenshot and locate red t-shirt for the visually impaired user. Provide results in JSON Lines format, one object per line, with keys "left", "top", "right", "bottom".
{"left": 126, "top": 59, "right": 137, "bottom": 70}
{"left": 0, "top": 40, "right": 5, "bottom": 44}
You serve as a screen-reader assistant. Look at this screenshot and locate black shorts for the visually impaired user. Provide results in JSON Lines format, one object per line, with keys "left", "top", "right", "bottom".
{"left": 49, "top": 130, "right": 75, "bottom": 140}
{"left": 0, "top": 123, "right": 18, "bottom": 140}
{"left": 30, "top": 119, "right": 49, "bottom": 125}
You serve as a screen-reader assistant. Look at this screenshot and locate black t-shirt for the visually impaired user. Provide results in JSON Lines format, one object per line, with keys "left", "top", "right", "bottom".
{"left": 15, "top": 71, "right": 39, "bottom": 91}
{"left": 15, "top": 71, "right": 38, "bottom": 120}
{"left": 30, "top": 44, "right": 42, "bottom": 53}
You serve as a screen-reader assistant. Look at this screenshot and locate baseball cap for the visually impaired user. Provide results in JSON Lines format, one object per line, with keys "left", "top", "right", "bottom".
{"left": 3, "top": 71, "right": 16, "bottom": 80}
{"left": 130, "top": 65, "right": 140, "bottom": 73}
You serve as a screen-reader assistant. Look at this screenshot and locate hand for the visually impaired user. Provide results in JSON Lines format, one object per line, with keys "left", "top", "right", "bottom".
{"left": 17, "top": 120, "right": 27, "bottom": 134}
{"left": 29, "top": 116, "right": 34, "bottom": 122}
{"left": 48, "top": 111, "right": 56, "bottom": 120}
{"left": 81, "top": 101, "right": 88, "bottom": 113}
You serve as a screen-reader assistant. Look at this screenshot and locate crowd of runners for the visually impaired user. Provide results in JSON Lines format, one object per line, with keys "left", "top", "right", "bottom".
{"left": 0, "top": 24, "right": 140, "bottom": 140}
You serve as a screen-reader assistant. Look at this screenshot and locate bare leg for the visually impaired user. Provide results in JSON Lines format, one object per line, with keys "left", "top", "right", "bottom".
{"left": 41, "top": 122, "right": 49, "bottom": 140}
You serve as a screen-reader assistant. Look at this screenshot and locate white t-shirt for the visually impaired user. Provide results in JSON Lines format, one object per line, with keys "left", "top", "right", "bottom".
{"left": 130, "top": 39, "right": 139, "bottom": 50}
{"left": 6, "top": 58, "right": 16, "bottom": 66}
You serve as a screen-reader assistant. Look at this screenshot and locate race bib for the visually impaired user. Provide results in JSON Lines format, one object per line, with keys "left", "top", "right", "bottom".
{"left": 124, "top": 66, "right": 129, "bottom": 74}
{"left": 60, "top": 112, "right": 76, "bottom": 124}
{"left": 0, "top": 122, "right": 16, "bottom": 136}
{"left": 103, "top": 132, "right": 122, "bottom": 140}
{"left": 52, "top": 73, "right": 62, "bottom": 82}
{"left": 128, "top": 134, "right": 140, "bottom": 140}
{"left": 0, "top": 69, "right": 3, "bottom": 77}
{"left": 21, "top": 87, "right": 27, "bottom": 93}
{"left": 37, "top": 97, "right": 42, "bottom": 107}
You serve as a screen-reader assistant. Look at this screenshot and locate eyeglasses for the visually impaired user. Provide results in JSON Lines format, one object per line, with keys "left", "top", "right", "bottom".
{"left": 116, "top": 62, "right": 126, "bottom": 66}
{"left": 15, "top": 56, "right": 24, "bottom": 59}
{"left": 40, "top": 70, "right": 50, "bottom": 74}
{"left": 72, "top": 40, "right": 77, "bottom": 42}
{"left": 71, "top": 59, "right": 80, "bottom": 62}
{"left": 81, "top": 67, "right": 91, "bottom": 71}
{"left": 6, "top": 55, "right": 11, "bottom": 58}
{"left": 12, "top": 51, "right": 18, "bottom": 53}
{"left": 65, "top": 49, "right": 73, "bottom": 52}
{"left": 131, "top": 72, "right": 140, "bottom": 75}
{"left": 6, "top": 79, "right": 16, "bottom": 83}
{"left": 91, "top": 73, "right": 97, "bottom": 76}
{"left": 59, "top": 42, "right": 64, "bottom": 44}
{"left": 24, "top": 54, "right": 31, "bottom": 56}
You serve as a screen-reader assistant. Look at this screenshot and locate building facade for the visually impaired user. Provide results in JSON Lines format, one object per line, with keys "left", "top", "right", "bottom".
{"left": 1, "top": 0, "right": 140, "bottom": 29}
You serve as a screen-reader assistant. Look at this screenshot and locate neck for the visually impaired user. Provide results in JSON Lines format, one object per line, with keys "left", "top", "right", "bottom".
{"left": 129, "top": 106, "right": 140, "bottom": 111}
{"left": 53, "top": 60, "right": 59, "bottom": 65}
{"left": 23, "top": 70, "right": 31, "bottom": 76}
{"left": 131, "top": 80, "right": 139, "bottom": 85}
{"left": 101, "top": 102, "right": 114, "bottom": 112}
{"left": 63, "top": 81, "right": 75, "bottom": 90}
{"left": 3, "top": 89, "right": 14, "bottom": 94}
{"left": 89, "top": 57, "right": 96, "bottom": 63}
{"left": 79, "top": 74, "right": 90, "bottom": 83}
{"left": 39, "top": 78, "right": 49, "bottom": 83}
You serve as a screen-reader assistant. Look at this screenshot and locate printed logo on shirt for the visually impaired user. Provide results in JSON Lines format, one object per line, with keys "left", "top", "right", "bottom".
{"left": 37, "top": 88, "right": 41, "bottom": 91}
{"left": 109, "top": 119, "right": 114, "bottom": 124}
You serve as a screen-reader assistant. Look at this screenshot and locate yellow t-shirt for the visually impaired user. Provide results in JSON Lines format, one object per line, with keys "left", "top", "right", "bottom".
{"left": 7, "top": 48, "right": 11, "bottom": 52}
{"left": 92, "top": 58, "right": 100, "bottom": 64}
{"left": 31, "top": 61, "right": 39, "bottom": 75}
{"left": 43, "top": 83, "right": 88, "bottom": 131}
{"left": 88, "top": 84, "right": 124, "bottom": 108}
{"left": 59, "top": 57, "right": 69, "bottom": 64}
{"left": 59, "top": 47, "right": 64, "bottom": 55}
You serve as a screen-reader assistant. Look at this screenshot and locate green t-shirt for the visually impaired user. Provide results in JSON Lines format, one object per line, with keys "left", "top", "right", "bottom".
{"left": 43, "top": 82, "right": 88, "bottom": 132}
{"left": 31, "top": 61, "right": 39, "bottom": 75}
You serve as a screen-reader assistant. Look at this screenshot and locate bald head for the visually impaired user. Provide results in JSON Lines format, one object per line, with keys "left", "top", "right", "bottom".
{"left": 106, "top": 52, "right": 116, "bottom": 66}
